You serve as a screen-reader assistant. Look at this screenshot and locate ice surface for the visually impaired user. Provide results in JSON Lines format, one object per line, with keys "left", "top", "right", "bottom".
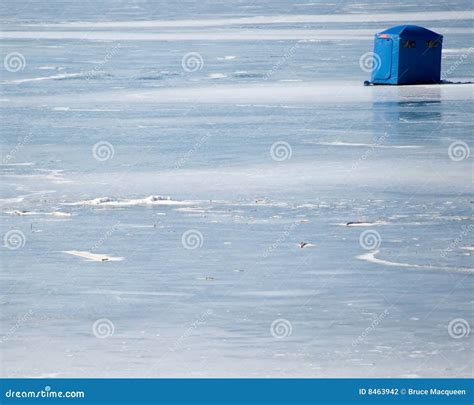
{"left": 0, "top": 0, "right": 472, "bottom": 378}
{"left": 19, "top": 11, "right": 473, "bottom": 28}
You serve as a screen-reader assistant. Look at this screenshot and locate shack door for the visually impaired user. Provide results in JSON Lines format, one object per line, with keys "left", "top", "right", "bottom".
{"left": 373, "top": 38, "right": 392, "bottom": 80}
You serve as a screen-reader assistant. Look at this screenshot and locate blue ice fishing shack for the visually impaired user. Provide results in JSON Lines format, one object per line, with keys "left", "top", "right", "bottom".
{"left": 370, "top": 25, "right": 443, "bottom": 85}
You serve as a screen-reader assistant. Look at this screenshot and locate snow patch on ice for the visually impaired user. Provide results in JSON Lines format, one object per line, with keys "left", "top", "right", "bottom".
{"left": 208, "top": 73, "right": 227, "bottom": 79}
{"left": 63, "top": 195, "right": 192, "bottom": 207}
{"left": 6, "top": 210, "right": 71, "bottom": 217}
{"left": 82, "top": 289, "right": 191, "bottom": 297}
{"left": 304, "top": 141, "right": 423, "bottom": 149}
{"left": 344, "top": 221, "right": 388, "bottom": 227}
{"left": 63, "top": 250, "right": 124, "bottom": 262}
{"left": 357, "top": 250, "right": 474, "bottom": 273}
{"left": 3, "top": 73, "right": 90, "bottom": 85}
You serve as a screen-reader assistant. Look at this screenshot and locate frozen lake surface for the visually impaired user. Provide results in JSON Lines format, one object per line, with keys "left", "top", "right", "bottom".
{"left": 1, "top": 0, "right": 473, "bottom": 377}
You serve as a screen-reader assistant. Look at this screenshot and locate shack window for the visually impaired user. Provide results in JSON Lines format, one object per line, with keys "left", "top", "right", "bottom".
{"left": 402, "top": 40, "right": 416, "bottom": 48}
{"left": 426, "top": 40, "right": 440, "bottom": 48}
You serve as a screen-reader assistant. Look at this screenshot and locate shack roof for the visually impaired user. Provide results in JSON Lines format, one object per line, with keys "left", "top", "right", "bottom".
{"left": 378, "top": 25, "right": 442, "bottom": 39}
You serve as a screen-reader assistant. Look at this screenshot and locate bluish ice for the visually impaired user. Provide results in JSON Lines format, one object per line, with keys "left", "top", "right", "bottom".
{"left": 0, "top": 0, "right": 473, "bottom": 377}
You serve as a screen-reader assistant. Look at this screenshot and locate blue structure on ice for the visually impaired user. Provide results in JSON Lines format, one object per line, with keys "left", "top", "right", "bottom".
{"left": 369, "top": 25, "right": 443, "bottom": 85}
